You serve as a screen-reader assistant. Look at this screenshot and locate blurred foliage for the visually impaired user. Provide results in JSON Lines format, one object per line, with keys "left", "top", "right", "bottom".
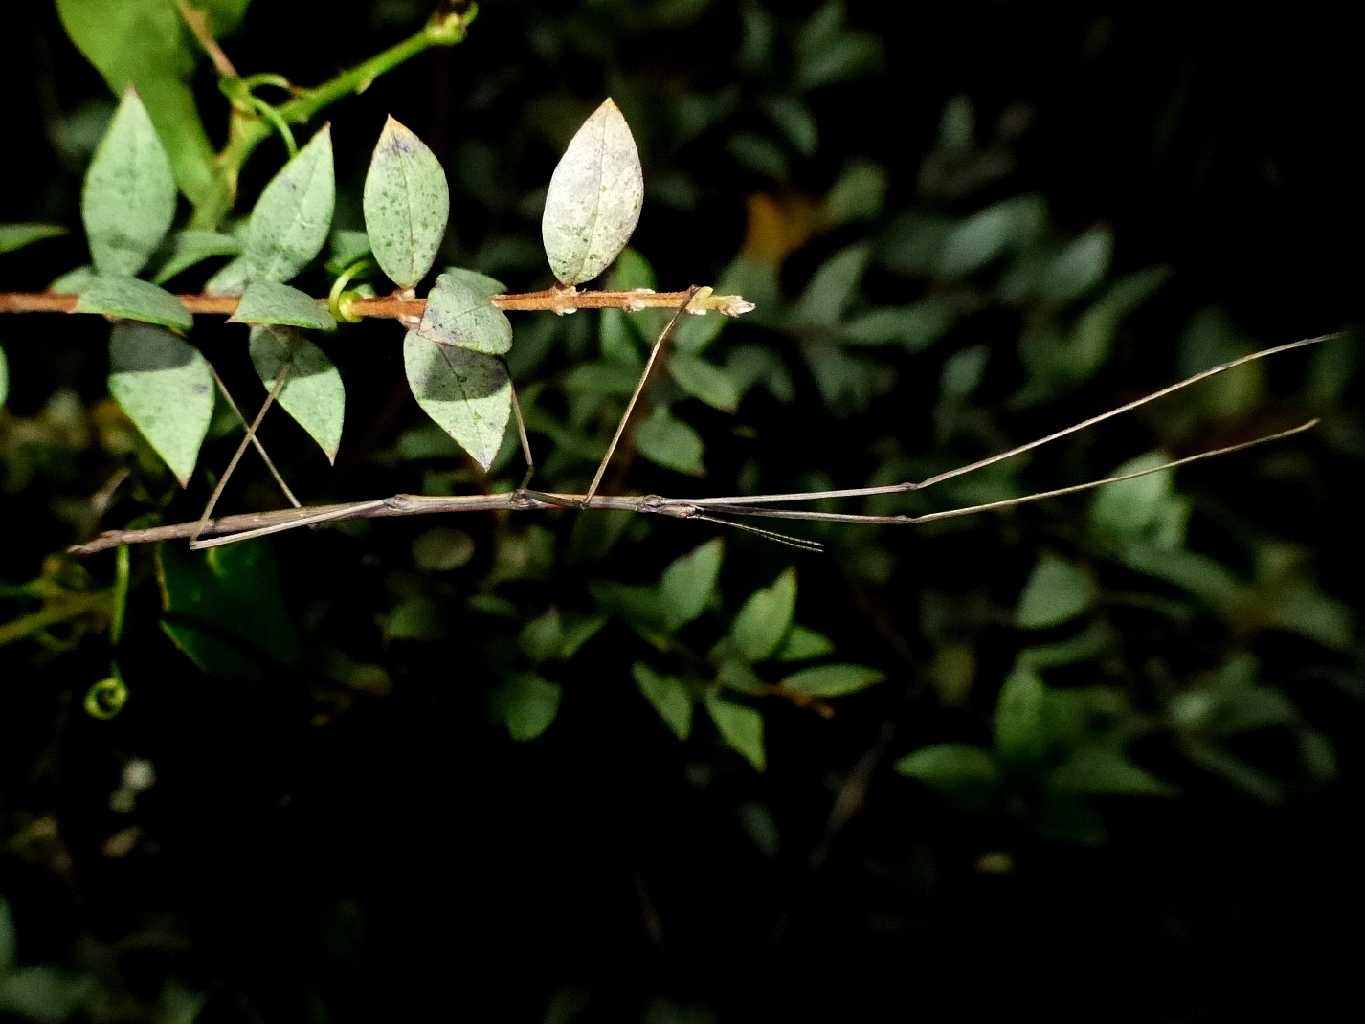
{"left": 2, "top": 0, "right": 1363, "bottom": 1019}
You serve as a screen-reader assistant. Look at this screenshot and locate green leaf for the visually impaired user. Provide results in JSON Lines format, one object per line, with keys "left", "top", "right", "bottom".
{"left": 187, "top": 0, "right": 253, "bottom": 37}
{"left": 842, "top": 299, "right": 957, "bottom": 350}
{"left": 76, "top": 275, "right": 192, "bottom": 330}
{"left": 363, "top": 116, "right": 450, "bottom": 288}
{"left": 494, "top": 673, "right": 562, "bottom": 741}
{"left": 248, "top": 325, "right": 345, "bottom": 461}
{"left": 151, "top": 230, "right": 240, "bottom": 284}
{"left": 773, "top": 625, "right": 835, "bottom": 661}
{"left": 204, "top": 256, "right": 251, "bottom": 297}
{"left": 559, "top": 614, "right": 608, "bottom": 659}
{"left": 1089, "top": 452, "right": 1174, "bottom": 540}
{"left": 635, "top": 405, "right": 705, "bottom": 476}
{"left": 705, "top": 695, "right": 765, "bottom": 770}
{"left": 667, "top": 353, "right": 741, "bottom": 412}
{"left": 824, "top": 162, "right": 887, "bottom": 225}
{"left": 51, "top": 265, "right": 97, "bottom": 294}
{"left": 56, "top": 0, "right": 219, "bottom": 209}
{"left": 994, "top": 667, "right": 1048, "bottom": 766}
{"left": 937, "top": 196, "right": 1046, "bottom": 279}
{"left": 542, "top": 98, "right": 644, "bottom": 285}
{"left": 242, "top": 126, "right": 336, "bottom": 283}
{"left": 659, "top": 538, "right": 724, "bottom": 630}
{"left": 108, "top": 324, "right": 213, "bottom": 485}
{"left": 1016, "top": 554, "right": 1094, "bottom": 629}
{"left": 0, "top": 966, "right": 95, "bottom": 1023}
{"left": 778, "top": 663, "right": 884, "bottom": 698}
{"left": 418, "top": 272, "right": 513, "bottom": 355}
{"left": 403, "top": 330, "right": 511, "bottom": 471}
{"left": 730, "top": 568, "right": 796, "bottom": 661}
{"left": 0, "top": 223, "right": 68, "bottom": 255}
{"left": 894, "top": 744, "right": 999, "bottom": 802}
{"left": 519, "top": 609, "right": 564, "bottom": 663}
{"left": 232, "top": 281, "right": 337, "bottom": 331}
{"left": 791, "top": 244, "right": 869, "bottom": 326}
{"left": 0, "top": 895, "right": 13, "bottom": 972}
{"left": 1038, "top": 228, "right": 1112, "bottom": 302}
{"left": 81, "top": 89, "right": 177, "bottom": 276}
{"left": 411, "top": 527, "right": 475, "bottom": 571}
{"left": 633, "top": 663, "right": 692, "bottom": 740}
{"left": 157, "top": 540, "right": 302, "bottom": 677}
{"left": 0, "top": 348, "right": 8, "bottom": 410}
{"left": 1051, "top": 746, "right": 1176, "bottom": 797}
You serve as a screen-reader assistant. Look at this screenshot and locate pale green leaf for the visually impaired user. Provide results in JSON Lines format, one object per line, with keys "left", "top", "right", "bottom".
{"left": 205, "top": 256, "right": 251, "bottom": 297}
{"left": 634, "top": 663, "right": 692, "bottom": 740}
{"left": 778, "top": 663, "right": 884, "bottom": 698}
{"left": 895, "top": 744, "right": 999, "bottom": 801}
{"left": 0, "top": 348, "right": 8, "bottom": 410}
{"left": 773, "top": 625, "right": 835, "bottom": 661}
{"left": 418, "top": 272, "right": 512, "bottom": 354}
{"left": 635, "top": 405, "right": 705, "bottom": 476}
{"left": 1038, "top": 228, "right": 1112, "bottom": 302}
{"left": 1016, "top": 554, "right": 1094, "bottom": 629}
{"left": 494, "top": 673, "right": 561, "bottom": 741}
{"left": 542, "top": 98, "right": 644, "bottom": 285}
{"left": 51, "top": 265, "right": 96, "bottom": 294}
{"left": 1089, "top": 452, "right": 1174, "bottom": 539}
{"left": 1051, "top": 746, "right": 1176, "bottom": 797}
{"left": 705, "top": 695, "right": 765, "bottom": 770}
{"left": 0, "top": 223, "right": 68, "bottom": 255}
{"left": 77, "top": 275, "right": 192, "bottom": 331}
{"left": 659, "top": 538, "right": 724, "bottom": 630}
{"left": 668, "top": 353, "right": 741, "bottom": 412}
{"left": 242, "top": 126, "right": 335, "bottom": 283}
{"left": 248, "top": 325, "right": 345, "bottom": 461}
{"left": 151, "top": 230, "right": 240, "bottom": 284}
{"left": 363, "top": 116, "right": 450, "bottom": 288}
{"left": 108, "top": 324, "right": 213, "bottom": 486}
{"left": 937, "top": 196, "right": 1046, "bottom": 279}
{"left": 403, "top": 330, "right": 511, "bottom": 471}
{"left": 81, "top": 89, "right": 177, "bottom": 276}
{"left": 730, "top": 568, "right": 796, "bottom": 661}
{"left": 232, "top": 281, "right": 337, "bottom": 331}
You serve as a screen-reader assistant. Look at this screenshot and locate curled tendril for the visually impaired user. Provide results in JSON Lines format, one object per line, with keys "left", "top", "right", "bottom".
{"left": 329, "top": 258, "right": 378, "bottom": 322}
{"left": 84, "top": 675, "right": 128, "bottom": 720}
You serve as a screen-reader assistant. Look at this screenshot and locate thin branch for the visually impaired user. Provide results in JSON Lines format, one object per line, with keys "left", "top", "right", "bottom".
{"left": 583, "top": 287, "right": 700, "bottom": 506}
{"left": 0, "top": 288, "right": 753, "bottom": 321}
{"left": 176, "top": 0, "right": 239, "bottom": 78}
{"left": 688, "top": 332, "right": 1344, "bottom": 506}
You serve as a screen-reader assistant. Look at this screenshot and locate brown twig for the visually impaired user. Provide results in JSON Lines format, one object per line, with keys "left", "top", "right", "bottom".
{"left": 0, "top": 289, "right": 755, "bottom": 321}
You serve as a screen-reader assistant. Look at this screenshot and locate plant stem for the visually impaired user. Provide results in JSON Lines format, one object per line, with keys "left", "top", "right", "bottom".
{"left": 0, "top": 288, "right": 755, "bottom": 321}
{"left": 196, "top": 4, "right": 478, "bottom": 227}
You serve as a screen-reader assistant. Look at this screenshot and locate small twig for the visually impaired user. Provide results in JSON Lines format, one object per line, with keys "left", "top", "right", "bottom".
{"left": 208, "top": 365, "right": 300, "bottom": 508}
{"left": 190, "top": 362, "right": 292, "bottom": 545}
{"left": 583, "top": 287, "right": 700, "bottom": 506}
{"left": 176, "top": 0, "right": 239, "bottom": 78}
{"left": 0, "top": 288, "right": 753, "bottom": 321}
{"left": 507, "top": 378, "right": 535, "bottom": 490}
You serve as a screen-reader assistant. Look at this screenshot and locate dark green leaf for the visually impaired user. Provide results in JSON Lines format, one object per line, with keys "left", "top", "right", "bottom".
{"left": 994, "top": 667, "right": 1048, "bottom": 766}
{"left": 730, "top": 568, "right": 796, "bottom": 661}
{"left": 1016, "top": 554, "right": 1094, "bottom": 629}
{"left": 634, "top": 663, "right": 692, "bottom": 740}
{"left": 411, "top": 528, "right": 475, "bottom": 571}
{"left": 635, "top": 406, "right": 705, "bottom": 476}
{"left": 0, "top": 223, "right": 68, "bottom": 255}
{"left": 659, "top": 538, "right": 724, "bottom": 630}
{"left": 668, "top": 353, "right": 741, "bottom": 412}
{"left": 1051, "top": 746, "right": 1175, "bottom": 797}
{"left": 778, "top": 663, "right": 884, "bottom": 698}
{"left": 704, "top": 695, "right": 765, "bottom": 770}
{"left": 773, "top": 625, "right": 835, "bottom": 661}
{"left": 791, "top": 244, "right": 869, "bottom": 326}
{"left": 520, "top": 609, "right": 564, "bottom": 663}
{"left": 494, "top": 673, "right": 562, "bottom": 741}
{"left": 895, "top": 744, "right": 999, "bottom": 802}
{"left": 151, "top": 230, "right": 240, "bottom": 284}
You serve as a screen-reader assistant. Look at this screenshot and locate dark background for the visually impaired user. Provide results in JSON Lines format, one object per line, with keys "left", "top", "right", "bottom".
{"left": 2, "top": 2, "right": 1362, "bottom": 1020}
